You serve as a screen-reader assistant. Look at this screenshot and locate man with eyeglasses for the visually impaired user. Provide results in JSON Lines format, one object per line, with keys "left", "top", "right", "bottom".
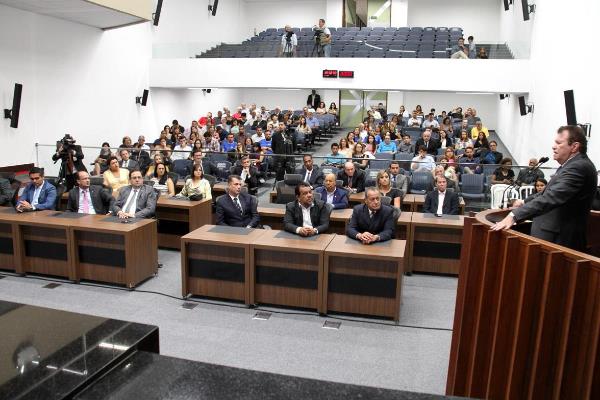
{"left": 16, "top": 167, "right": 57, "bottom": 212}
{"left": 111, "top": 170, "right": 157, "bottom": 219}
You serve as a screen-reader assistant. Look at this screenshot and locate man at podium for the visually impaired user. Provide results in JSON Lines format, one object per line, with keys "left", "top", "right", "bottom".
{"left": 493, "top": 126, "right": 597, "bottom": 251}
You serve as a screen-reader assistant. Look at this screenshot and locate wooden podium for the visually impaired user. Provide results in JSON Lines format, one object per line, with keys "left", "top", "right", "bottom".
{"left": 446, "top": 209, "right": 600, "bottom": 400}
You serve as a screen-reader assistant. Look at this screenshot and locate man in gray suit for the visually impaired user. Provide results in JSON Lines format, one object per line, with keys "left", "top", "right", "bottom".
{"left": 119, "top": 149, "right": 140, "bottom": 172}
{"left": 493, "top": 126, "right": 597, "bottom": 251}
{"left": 388, "top": 161, "right": 408, "bottom": 198}
{"left": 112, "top": 169, "right": 157, "bottom": 219}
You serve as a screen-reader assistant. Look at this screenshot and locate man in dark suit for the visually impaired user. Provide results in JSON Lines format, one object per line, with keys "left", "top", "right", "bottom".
{"left": 271, "top": 122, "right": 296, "bottom": 181}
{"left": 414, "top": 129, "right": 439, "bottom": 156}
{"left": 315, "top": 173, "right": 348, "bottom": 209}
{"left": 118, "top": 149, "right": 140, "bottom": 172}
{"left": 187, "top": 150, "right": 218, "bottom": 178}
{"left": 111, "top": 170, "right": 158, "bottom": 219}
{"left": 337, "top": 162, "right": 366, "bottom": 193}
{"left": 297, "top": 154, "right": 324, "bottom": 189}
{"left": 66, "top": 171, "right": 114, "bottom": 214}
{"left": 423, "top": 176, "right": 460, "bottom": 215}
{"left": 231, "top": 156, "right": 259, "bottom": 195}
{"left": 52, "top": 134, "right": 87, "bottom": 191}
{"left": 347, "top": 187, "right": 396, "bottom": 244}
{"left": 493, "top": 126, "right": 597, "bottom": 251}
{"left": 284, "top": 182, "right": 332, "bottom": 236}
{"left": 16, "top": 167, "right": 57, "bottom": 212}
{"left": 216, "top": 175, "right": 260, "bottom": 228}
{"left": 306, "top": 89, "right": 321, "bottom": 110}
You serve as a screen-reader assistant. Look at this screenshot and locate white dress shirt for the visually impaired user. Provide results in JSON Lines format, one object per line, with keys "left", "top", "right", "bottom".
{"left": 437, "top": 190, "right": 446, "bottom": 215}
{"left": 31, "top": 184, "right": 42, "bottom": 209}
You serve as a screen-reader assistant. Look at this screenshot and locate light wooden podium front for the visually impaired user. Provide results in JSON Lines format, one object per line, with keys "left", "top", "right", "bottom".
{"left": 323, "top": 235, "right": 406, "bottom": 321}
{"left": 155, "top": 197, "right": 212, "bottom": 249}
{"left": 250, "top": 230, "right": 335, "bottom": 312}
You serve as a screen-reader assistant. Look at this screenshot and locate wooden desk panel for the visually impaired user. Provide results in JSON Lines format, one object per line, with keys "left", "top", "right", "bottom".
{"left": 0, "top": 221, "right": 17, "bottom": 272}
{"left": 409, "top": 212, "right": 464, "bottom": 275}
{"left": 323, "top": 235, "right": 406, "bottom": 321}
{"left": 156, "top": 198, "right": 212, "bottom": 249}
{"left": 181, "top": 225, "right": 267, "bottom": 304}
{"left": 250, "top": 231, "right": 335, "bottom": 312}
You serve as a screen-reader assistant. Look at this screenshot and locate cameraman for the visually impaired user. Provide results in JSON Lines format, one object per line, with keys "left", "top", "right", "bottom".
{"left": 313, "top": 18, "right": 332, "bottom": 57}
{"left": 279, "top": 25, "right": 297, "bottom": 57}
{"left": 450, "top": 37, "right": 469, "bottom": 59}
{"left": 52, "top": 134, "right": 86, "bottom": 191}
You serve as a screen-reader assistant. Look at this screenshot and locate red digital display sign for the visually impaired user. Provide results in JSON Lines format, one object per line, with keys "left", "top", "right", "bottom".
{"left": 322, "top": 69, "right": 338, "bottom": 78}
{"left": 339, "top": 70, "right": 355, "bottom": 78}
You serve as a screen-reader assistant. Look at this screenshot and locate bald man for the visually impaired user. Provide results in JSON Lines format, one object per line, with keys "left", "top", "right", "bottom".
{"left": 315, "top": 173, "right": 348, "bottom": 209}
{"left": 337, "top": 161, "right": 366, "bottom": 193}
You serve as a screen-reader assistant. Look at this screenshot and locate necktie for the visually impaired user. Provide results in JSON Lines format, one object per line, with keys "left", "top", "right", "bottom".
{"left": 306, "top": 170, "right": 311, "bottom": 182}
{"left": 82, "top": 189, "right": 90, "bottom": 214}
{"left": 348, "top": 176, "right": 353, "bottom": 187}
{"left": 234, "top": 197, "right": 243, "bottom": 215}
{"left": 124, "top": 189, "right": 139, "bottom": 215}
{"left": 392, "top": 175, "right": 396, "bottom": 184}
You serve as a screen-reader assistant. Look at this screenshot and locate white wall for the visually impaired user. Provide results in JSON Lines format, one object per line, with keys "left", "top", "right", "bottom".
{"left": 407, "top": 0, "right": 500, "bottom": 43}
{"left": 391, "top": 0, "right": 408, "bottom": 27}
{"left": 0, "top": 4, "right": 154, "bottom": 170}
{"left": 326, "top": 0, "right": 344, "bottom": 27}
{"left": 498, "top": 1, "right": 532, "bottom": 59}
{"left": 496, "top": 0, "right": 600, "bottom": 166}
{"left": 238, "top": 89, "right": 339, "bottom": 110}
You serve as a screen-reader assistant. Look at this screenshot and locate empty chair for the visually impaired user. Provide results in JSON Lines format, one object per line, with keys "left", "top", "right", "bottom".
{"left": 385, "top": 51, "right": 403, "bottom": 58}
{"left": 460, "top": 174, "right": 486, "bottom": 200}
{"left": 353, "top": 50, "right": 370, "bottom": 58}
{"left": 409, "top": 171, "right": 433, "bottom": 195}
{"left": 402, "top": 51, "right": 417, "bottom": 58}
{"left": 417, "top": 50, "right": 433, "bottom": 58}
{"left": 215, "top": 161, "right": 232, "bottom": 181}
{"left": 172, "top": 159, "right": 192, "bottom": 177}
{"left": 369, "top": 50, "right": 386, "bottom": 58}
{"left": 404, "top": 43, "right": 419, "bottom": 51}
{"left": 364, "top": 169, "right": 379, "bottom": 186}
{"left": 274, "top": 174, "right": 303, "bottom": 204}
{"left": 369, "top": 158, "right": 392, "bottom": 171}
{"left": 433, "top": 51, "right": 449, "bottom": 58}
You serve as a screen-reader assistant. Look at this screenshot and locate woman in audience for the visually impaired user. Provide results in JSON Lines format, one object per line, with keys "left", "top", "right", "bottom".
{"left": 153, "top": 137, "right": 172, "bottom": 160}
{"left": 151, "top": 162, "right": 175, "bottom": 196}
{"left": 102, "top": 156, "right": 129, "bottom": 194}
{"left": 454, "top": 130, "right": 473, "bottom": 150}
{"left": 119, "top": 136, "right": 133, "bottom": 150}
{"left": 328, "top": 102, "right": 338, "bottom": 125}
{"left": 491, "top": 157, "right": 515, "bottom": 185}
{"left": 364, "top": 135, "right": 378, "bottom": 154}
{"left": 398, "top": 105, "right": 410, "bottom": 119}
{"left": 243, "top": 137, "right": 254, "bottom": 153}
{"left": 390, "top": 114, "right": 400, "bottom": 126}
{"left": 439, "top": 158, "right": 459, "bottom": 187}
{"left": 230, "top": 119, "right": 240, "bottom": 135}
{"left": 93, "top": 142, "right": 113, "bottom": 176}
{"left": 415, "top": 104, "right": 424, "bottom": 117}
{"left": 346, "top": 131, "right": 357, "bottom": 149}
{"left": 431, "top": 165, "right": 457, "bottom": 190}
{"left": 473, "top": 131, "right": 490, "bottom": 153}
{"left": 296, "top": 116, "right": 312, "bottom": 145}
{"left": 188, "top": 129, "right": 198, "bottom": 145}
{"left": 439, "top": 130, "right": 454, "bottom": 149}
{"left": 249, "top": 142, "right": 265, "bottom": 169}
{"left": 190, "top": 139, "right": 203, "bottom": 158}
{"left": 316, "top": 102, "right": 327, "bottom": 115}
{"left": 477, "top": 47, "right": 489, "bottom": 59}
{"left": 160, "top": 125, "right": 173, "bottom": 142}
{"left": 440, "top": 117, "right": 453, "bottom": 133}
{"left": 177, "top": 163, "right": 211, "bottom": 200}
{"left": 145, "top": 153, "right": 170, "bottom": 178}
{"left": 352, "top": 142, "right": 372, "bottom": 170}
{"left": 376, "top": 170, "right": 401, "bottom": 208}
{"left": 338, "top": 138, "right": 353, "bottom": 158}
{"left": 444, "top": 148, "right": 457, "bottom": 168}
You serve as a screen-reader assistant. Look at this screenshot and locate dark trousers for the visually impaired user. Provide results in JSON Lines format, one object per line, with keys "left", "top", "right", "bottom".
{"left": 274, "top": 155, "right": 295, "bottom": 181}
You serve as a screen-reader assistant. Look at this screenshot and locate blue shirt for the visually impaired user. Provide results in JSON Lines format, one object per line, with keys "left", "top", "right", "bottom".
{"left": 307, "top": 117, "right": 320, "bottom": 129}
{"left": 221, "top": 140, "right": 237, "bottom": 152}
{"left": 324, "top": 153, "right": 345, "bottom": 165}
{"left": 259, "top": 138, "right": 273, "bottom": 154}
{"left": 377, "top": 141, "right": 397, "bottom": 153}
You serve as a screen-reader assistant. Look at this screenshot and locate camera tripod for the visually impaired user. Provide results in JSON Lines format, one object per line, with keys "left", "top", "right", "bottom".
{"left": 311, "top": 39, "right": 324, "bottom": 57}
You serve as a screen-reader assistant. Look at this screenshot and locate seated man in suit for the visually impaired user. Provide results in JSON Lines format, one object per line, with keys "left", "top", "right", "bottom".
{"left": 346, "top": 187, "right": 396, "bottom": 244}
{"left": 388, "top": 161, "right": 408, "bottom": 198}
{"left": 337, "top": 161, "right": 366, "bottom": 194}
{"left": 231, "top": 156, "right": 259, "bottom": 196}
{"left": 414, "top": 129, "right": 439, "bottom": 156}
{"left": 187, "top": 150, "right": 218, "bottom": 177}
{"left": 315, "top": 173, "right": 348, "bottom": 209}
{"left": 66, "top": 171, "right": 114, "bottom": 214}
{"left": 16, "top": 167, "right": 57, "bottom": 212}
{"left": 111, "top": 169, "right": 158, "bottom": 219}
{"left": 119, "top": 149, "right": 140, "bottom": 172}
{"left": 423, "top": 175, "right": 460, "bottom": 215}
{"left": 298, "top": 154, "right": 324, "bottom": 189}
{"left": 284, "top": 182, "right": 331, "bottom": 236}
{"left": 216, "top": 175, "right": 260, "bottom": 228}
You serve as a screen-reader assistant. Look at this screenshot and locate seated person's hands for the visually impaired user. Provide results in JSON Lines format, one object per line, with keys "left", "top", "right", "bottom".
{"left": 356, "top": 232, "right": 379, "bottom": 244}
{"left": 117, "top": 210, "right": 135, "bottom": 219}
{"left": 16, "top": 200, "right": 32, "bottom": 212}
{"left": 297, "top": 226, "right": 317, "bottom": 237}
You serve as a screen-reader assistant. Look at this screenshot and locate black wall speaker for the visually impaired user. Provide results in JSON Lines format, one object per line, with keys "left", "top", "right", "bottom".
{"left": 3, "top": 83, "right": 22, "bottom": 128}
{"left": 522, "top": 0, "right": 531, "bottom": 21}
{"left": 518, "top": 95, "right": 528, "bottom": 116}
{"left": 153, "top": 0, "right": 163, "bottom": 26}
{"left": 141, "top": 89, "right": 149, "bottom": 106}
{"left": 564, "top": 89, "right": 577, "bottom": 125}
{"left": 504, "top": 0, "right": 510, "bottom": 11}
{"left": 211, "top": 0, "right": 219, "bottom": 16}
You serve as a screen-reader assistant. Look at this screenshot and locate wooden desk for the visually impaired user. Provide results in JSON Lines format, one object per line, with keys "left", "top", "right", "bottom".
{"left": 156, "top": 197, "right": 212, "bottom": 249}
{"left": 250, "top": 230, "right": 335, "bottom": 312}
{"left": 348, "top": 192, "right": 364, "bottom": 205}
{"left": 409, "top": 212, "right": 464, "bottom": 275}
{"left": 323, "top": 235, "right": 406, "bottom": 321}
{"left": 181, "top": 225, "right": 266, "bottom": 304}
{"left": 407, "top": 194, "right": 466, "bottom": 214}
{"left": 0, "top": 209, "right": 157, "bottom": 287}
{"left": 257, "top": 203, "right": 353, "bottom": 234}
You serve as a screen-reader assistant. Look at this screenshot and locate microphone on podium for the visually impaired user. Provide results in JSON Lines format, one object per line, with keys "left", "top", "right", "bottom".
{"left": 500, "top": 156, "right": 549, "bottom": 209}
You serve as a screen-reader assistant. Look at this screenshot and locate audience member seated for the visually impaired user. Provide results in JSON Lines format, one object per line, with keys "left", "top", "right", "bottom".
{"left": 429, "top": 165, "right": 457, "bottom": 191}
{"left": 352, "top": 142, "right": 372, "bottom": 170}
{"left": 516, "top": 158, "right": 545, "bottom": 185}
{"left": 411, "top": 146, "right": 436, "bottom": 172}
{"left": 202, "top": 132, "right": 220, "bottom": 153}
{"left": 364, "top": 135, "right": 378, "bottom": 153}
{"left": 376, "top": 170, "right": 402, "bottom": 208}
{"left": 298, "top": 154, "right": 324, "bottom": 189}
{"left": 172, "top": 136, "right": 192, "bottom": 161}
{"left": 473, "top": 131, "right": 490, "bottom": 154}
{"left": 414, "top": 129, "right": 439, "bottom": 156}
{"left": 397, "top": 134, "right": 414, "bottom": 154}
{"left": 102, "top": 156, "right": 130, "bottom": 194}
{"left": 451, "top": 37, "right": 469, "bottom": 59}
{"left": 423, "top": 176, "right": 460, "bottom": 215}
{"left": 216, "top": 175, "right": 260, "bottom": 228}
{"left": 232, "top": 156, "right": 259, "bottom": 196}
{"left": 315, "top": 173, "right": 348, "bottom": 209}
{"left": 177, "top": 163, "right": 212, "bottom": 200}
{"left": 112, "top": 170, "right": 158, "bottom": 219}
{"left": 337, "top": 162, "right": 366, "bottom": 193}
{"left": 491, "top": 158, "right": 515, "bottom": 185}
{"left": 529, "top": 178, "right": 547, "bottom": 198}
{"left": 152, "top": 137, "right": 172, "bottom": 161}
{"left": 438, "top": 130, "right": 454, "bottom": 149}
{"left": 438, "top": 158, "right": 459, "bottom": 188}
{"left": 377, "top": 134, "right": 397, "bottom": 154}
{"left": 470, "top": 120, "right": 489, "bottom": 140}
{"left": 66, "top": 171, "right": 114, "bottom": 214}
{"left": 283, "top": 182, "right": 331, "bottom": 236}
{"left": 151, "top": 162, "right": 175, "bottom": 196}
{"left": 153, "top": 129, "right": 173, "bottom": 148}
{"left": 346, "top": 187, "right": 396, "bottom": 244}
{"left": 454, "top": 130, "right": 473, "bottom": 150}
{"left": 407, "top": 111, "right": 421, "bottom": 127}
{"left": 422, "top": 113, "right": 440, "bottom": 130}
{"left": 477, "top": 47, "right": 489, "bottom": 59}
{"left": 93, "top": 142, "right": 113, "bottom": 176}
{"left": 458, "top": 147, "right": 482, "bottom": 174}
{"left": 480, "top": 140, "right": 503, "bottom": 164}
{"left": 0, "top": 177, "right": 13, "bottom": 206}
{"left": 119, "top": 149, "right": 139, "bottom": 172}
{"left": 388, "top": 161, "right": 408, "bottom": 197}
{"left": 146, "top": 153, "right": 170, "bottom": 178}
{"left": 15, "top": 167, "right": 57, "bottom": 212}
{"left": 323, "top": 143, "right": 345, "bottom": 166}
{"left": 221, "top": 133, "right": 237, "bottom": 153}
{"left": 439, "top": 117, "right": 453, "bottom": 134}
{"left": 337, "top": 138, "right": 351, "bottom": 158}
